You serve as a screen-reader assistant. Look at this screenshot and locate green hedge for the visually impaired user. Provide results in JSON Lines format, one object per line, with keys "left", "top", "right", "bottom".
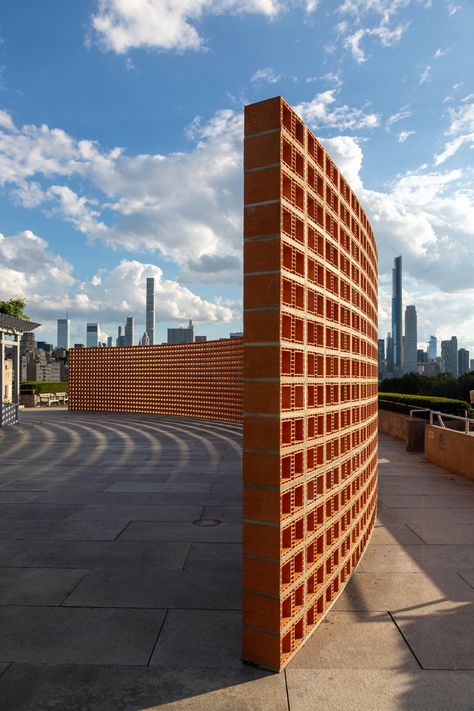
{"left": 21, "top": 381, "right": 68, "bottom": 395}
{"left": 379, "top": 392, "right": 472, "bottom": 417}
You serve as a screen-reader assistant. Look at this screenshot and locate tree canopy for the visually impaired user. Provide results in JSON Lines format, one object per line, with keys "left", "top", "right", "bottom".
{"left": 0, "top": 298, "right": 29, "bottom": 320}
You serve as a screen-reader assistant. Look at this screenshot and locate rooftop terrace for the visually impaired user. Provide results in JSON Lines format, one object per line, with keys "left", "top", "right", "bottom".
{"left": 0, "top": 410, "right": 473, "bottom": 710}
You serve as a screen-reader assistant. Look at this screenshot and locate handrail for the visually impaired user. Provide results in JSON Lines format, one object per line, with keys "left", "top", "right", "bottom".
{"left": 408, "top": 407, "right": 473, "bottom": 435}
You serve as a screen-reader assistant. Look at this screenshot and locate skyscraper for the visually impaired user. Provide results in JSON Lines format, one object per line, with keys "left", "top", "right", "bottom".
{"left": 116, "top": 325, "right": 125, "bottom": 347}
{"left": 441, "top": 337, "right": 458, "bottom": 377}
{"left": 124, "top": 317, "right": 134, "bottom": 347}
{"left": 57, "top": 318, "right": 70, "bottom": 349}
{"left": 86, "top": 323, "right": 100, "bottom": 348}
{"left": 146, "top": 277, "right": 155, "bottom": 345}
{"left": 391, "top": 256, "right": 402, "bottom": 372}
{"left": 377, "top": 339, "right": 385, "bottom": 378}
{"left": 427, "top": 336, "right": 437, "bottom": 361}
{"left": 404, "top": 305, "right": 417, "bottom": 374}
{"left": 458, "top": 348, "right": 470, "bottom": 376}
{"left": 386, "top": 332, "right": 393, "bottom": 374}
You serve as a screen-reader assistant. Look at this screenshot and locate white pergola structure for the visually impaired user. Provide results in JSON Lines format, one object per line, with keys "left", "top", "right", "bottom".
{"left": 0, "top": 314, "right": 40, "bottom": 426}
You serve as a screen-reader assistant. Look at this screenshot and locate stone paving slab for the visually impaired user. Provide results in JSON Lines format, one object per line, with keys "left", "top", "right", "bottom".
{"left": 379, "top": 494, "right": 474, "bottom": 509}
{"left": 370, "top": 524, "right": 425, "bottom": 545}
{"left": 0, "top": 518, "right": 129, "bottom": 541}
{"left": 0, "top": 539, "right": 190, "bottom": 569}
{"left": 184, "top": 543, "right": 243, "bottom": 570}
{"left": 286, "top": 611, "right": 418, "bottom": 670}
{"left": 66, "top": 504, "right": 204, "bottom": 522}
{"left": 119, "top": 520, "right": 242, "bottom": 543}
{"left": 361, "top": 544, "right": 474, "bottom": 573}
{"left": 63, "top": 567, "right": 242, "bottom": 609}
{"left": 0, "top": 606, "right": 166, "bottom": 665}
{"left": 0, "top": 663, "right": 288, "bottom": 711}
{"left": 459, "top": 570, "right": 474, "bottom": 588}
{"left": 150, "top": 610, "right": 242, "bottom": 669}
{"left": 286, "top": 669, "right": 474, "bottom": 711}
{"left": 0, "top": 567, "right": 88, "bottom": 605}
{"left": 392, "top": 600, "right": 474, "bottom": 670}
{"left": 0, "top": 503, "right": 78, "bottom": 519}
{"left": 333, "top": 571, "right": 474, "bottom": 612}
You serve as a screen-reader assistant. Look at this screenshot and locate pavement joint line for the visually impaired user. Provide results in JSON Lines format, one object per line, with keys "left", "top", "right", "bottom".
{"left": 0, "top": 662, "right": 11, "bottom": 679}
{"left": 284, "top": 668, "right": 292, "bottom": 710}
{"left": 181, "top": 544, "right": 193, "bottom": 571}
{"left": 146, "top": 608, "right": 168, "bottom": 667}
{"left": 404, "top": 523, "right": 428, "bottom": 544}
{"left": 59, "top": 569, "right": 92, "bottom": 607}
{"left": 112, "top": 520, "right": 133, "bottom": 541}
{"left": 456, "top": 571, "right": 474, "bottom": 590}
{"left": 387, "top": 610, "right": 423, "bottom": 670}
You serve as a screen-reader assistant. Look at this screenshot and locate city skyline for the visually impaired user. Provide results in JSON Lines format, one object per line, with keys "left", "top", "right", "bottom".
{"left": 0, "top": 3, "right": 473, "bottom": 349}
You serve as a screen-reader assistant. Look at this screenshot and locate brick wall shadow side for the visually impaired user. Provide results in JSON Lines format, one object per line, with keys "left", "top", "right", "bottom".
{"left": 242, "top": 96, "right": 379, "bottom": 671}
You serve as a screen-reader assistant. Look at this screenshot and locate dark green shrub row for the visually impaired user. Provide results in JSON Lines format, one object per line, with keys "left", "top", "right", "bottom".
{"left": 379, "top": 392, "right": 472, "bottom": 417}
{"left": 21, "top": 381, "right": 69, "bottom": 395}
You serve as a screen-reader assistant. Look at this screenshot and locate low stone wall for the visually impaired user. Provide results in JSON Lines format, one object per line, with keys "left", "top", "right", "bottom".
{"left": 425, "top": 424, "right": 474, "bottom": 481}
{"left": 378, "top": 410, "right": 409, "bottom": 443}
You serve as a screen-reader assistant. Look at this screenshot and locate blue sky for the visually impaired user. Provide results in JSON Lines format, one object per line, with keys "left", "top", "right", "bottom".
{"left": 0, "top": 0, "right": 473, "bottom": 351}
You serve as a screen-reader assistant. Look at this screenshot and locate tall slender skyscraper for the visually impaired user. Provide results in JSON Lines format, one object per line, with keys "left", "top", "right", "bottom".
{"left": 146, "top": 277, "right": 155, "bottom": 345}
{"left": 391, "top": 256, "right": 402, "bottom": 372}
{"left": 458, "top": 348, "right": 470, "bottom": 376}
{"left": 404, "top": 305, "right": 417, "bottom": 374}
{"left": 441, "top": 336, "right": 458, "bottom": 376}
{"left": 124, "top": 317, "right": 134, "bottom": 347}
{"left": 57, "top": 317, "right": 70, "bottom": 349}
{"left": 427, "top": 335, "right": 437, "bottom": 361}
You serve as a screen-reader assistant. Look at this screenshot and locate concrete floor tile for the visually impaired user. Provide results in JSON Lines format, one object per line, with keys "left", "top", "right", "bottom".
{"left": 119, "top": 520, "right": 242, "bottom": 543}
{"left": 0, "top": 606, "right": 165, "bottom": 665}
{"left": 0, "top": 664, "right": 287, "bottom": 711}
{"left": 392, "top": 600, "right": 474, "bottom": 670}
{"left": 0, "top": 567, "right": 88, "bottom": 605}
{"left": 333, "top": 572, "right": 474, "bottom": 612}
{"left": 287, "top": 611, "right": 418, "bottom": 670}
{"left": 286, "top": 669, "right": 474, "bottom": 711}
{"left": 63, "top": 567, "right": 242, "bottom": 609}
{"left": 150, "top": 610, "right": 242, "bottom": 668}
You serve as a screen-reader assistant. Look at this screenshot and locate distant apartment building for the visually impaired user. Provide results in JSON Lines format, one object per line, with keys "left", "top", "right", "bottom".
{"left": 57, "top": 318, "right": 70, "bottom": 350}
{"left": 195, "top": 335, "right": 207, "bottom": 343}
{"left": 168, "top": 320, "right": 194, "bottom": 345}
{"left": 146, "top": 277, "right": 155, "bottom": 345}
{"left": 230, "top": 332, "right": 243, "bottom": 339}
{"left": 427, "top": 335, "right": 437, "bottom": 361}
{"left": 458, "top": 348, "right": 470, "bottom": 376}
{"left": 86, "top": 323, "right": 100, "bottom": 348}
{"left": 106, "top": 336, "right": 113, "bottom": 347}
{"left": 441, "top": 337, "right": 458, "bottom": 377}
{"left": 404, "top": 305, "right": 417, "bottom": 374}
{"left": 124, "top": 317, "right": 134, "bottom": 347}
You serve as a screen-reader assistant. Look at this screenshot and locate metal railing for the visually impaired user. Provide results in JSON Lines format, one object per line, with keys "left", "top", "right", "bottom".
{"left": 409, "top": 408, "right": 473, "bottom": 435}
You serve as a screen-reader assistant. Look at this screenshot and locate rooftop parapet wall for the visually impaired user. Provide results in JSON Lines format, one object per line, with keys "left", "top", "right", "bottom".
{"left": 242, "top": 96, "right": 379, "bottom": 671}
{"left": 69, "top": 339, "right": 243, "bottom": 423}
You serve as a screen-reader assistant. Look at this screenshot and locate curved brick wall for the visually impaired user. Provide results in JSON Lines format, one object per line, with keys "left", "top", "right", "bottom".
{"left": 69, "top": 339, "right": 243, "bottom": 423}
{"left": 242, "top": 97, "right": 378, "bottom": 670}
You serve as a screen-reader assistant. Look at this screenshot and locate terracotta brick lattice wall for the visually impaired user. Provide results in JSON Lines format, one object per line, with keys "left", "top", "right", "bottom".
{"left": 69, "top": 339, "right": 243, "bottom": 423}
{"left": 242, "top": 97, "right": 378, "bottom": 671}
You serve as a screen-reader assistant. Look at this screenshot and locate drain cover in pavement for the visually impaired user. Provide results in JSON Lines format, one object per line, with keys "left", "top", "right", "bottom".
{"left": 193, "top": 518, "right": 222, "bottom": 527}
